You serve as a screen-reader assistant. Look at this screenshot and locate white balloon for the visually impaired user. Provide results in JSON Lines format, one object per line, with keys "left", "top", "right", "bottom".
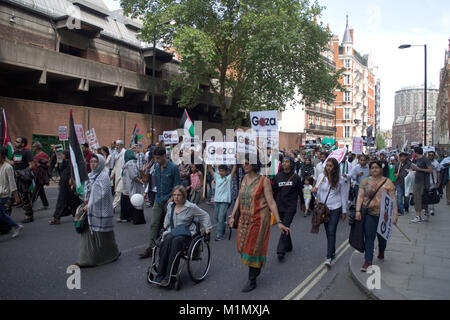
{"left": 130, "top": 194, "right": 144, "bottom": 209}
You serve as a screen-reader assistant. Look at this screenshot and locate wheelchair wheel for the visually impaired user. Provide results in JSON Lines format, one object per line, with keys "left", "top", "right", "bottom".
{"left": 187, "top": 235, "right": 211, "bottom": 283}
{"left": 147, "top": 246, "right": 160, "bottom": 284}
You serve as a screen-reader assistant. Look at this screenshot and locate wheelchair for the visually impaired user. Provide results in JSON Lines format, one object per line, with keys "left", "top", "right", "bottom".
{"left": 146, "top": 221, "right": 211, "bottom": 290}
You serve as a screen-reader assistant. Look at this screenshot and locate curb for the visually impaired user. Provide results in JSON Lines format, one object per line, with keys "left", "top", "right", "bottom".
{"left": 349, "top": 250, "right": 408, "bottom": 300}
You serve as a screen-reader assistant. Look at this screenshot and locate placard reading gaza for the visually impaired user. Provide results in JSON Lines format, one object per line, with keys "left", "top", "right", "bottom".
{"left": 250, "top": 110, "right": 278, "bottom": 137}
{"left": 205, "top": 142, "right": 236, "bottom": 165}
{"left": 163, "top": 131, "right": 179, "bottom": 144}
{"left": 236, "top": 132, "right": 257, "bottom": 154}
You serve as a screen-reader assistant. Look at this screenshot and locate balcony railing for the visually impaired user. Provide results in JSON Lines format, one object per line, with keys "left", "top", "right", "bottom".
{"left": 306, "top": 124, "right": 336, "bottom": 133}
{"left": 305, "top": 106, "right": 335, "bottom": 117}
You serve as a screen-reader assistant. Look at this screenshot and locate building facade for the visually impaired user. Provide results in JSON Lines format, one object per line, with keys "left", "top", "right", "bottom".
{"left": 331, "top": 17, "right": 376, "bottom": 149}
{"left": 375, "top": 79, "right": 381, "bottom": 137}
{"left": 0, "top": 0, "right": 223, "bottom": 148}
{"left": 391, "top": 86, "right": 439, "bottom": 148}
{"left": 435, "top": 40, "right": 450, "bottom": 152}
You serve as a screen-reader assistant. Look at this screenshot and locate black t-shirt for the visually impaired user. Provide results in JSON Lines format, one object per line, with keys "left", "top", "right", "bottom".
{"left": 272, "top": 170, "right": 304, "bottom": 213}
{"left": 12, "top": 149, "right": 33, "bottom": 171}
{"left": 414, "top": 156, "right": 432, "bottom": 186}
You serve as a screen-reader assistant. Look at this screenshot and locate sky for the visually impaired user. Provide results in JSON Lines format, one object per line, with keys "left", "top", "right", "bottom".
{"left": 103, "top": 0, "right": 450, "bottom": 131}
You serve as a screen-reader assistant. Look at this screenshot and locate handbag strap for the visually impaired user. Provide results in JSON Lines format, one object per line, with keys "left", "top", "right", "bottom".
{"left": 364, "top": 178, "right": 388, "bottom": 207}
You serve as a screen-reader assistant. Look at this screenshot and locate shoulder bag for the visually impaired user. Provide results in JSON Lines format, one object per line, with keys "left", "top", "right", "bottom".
{"left": 422, "top": 173, "right": 440, "bottom": 205}
{"left": 310, "top": 186, "right": 332, "bottom": 234}
{"left": 169, "top": 202, "right": 192, "bottom": 237}
{"left": 74, "top": 204, "right": 88, "bottom": 234}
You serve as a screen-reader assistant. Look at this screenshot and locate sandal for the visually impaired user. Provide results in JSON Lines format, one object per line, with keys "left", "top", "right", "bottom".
{"left": 48, "top": 219, "right": 60, "bottom": 225}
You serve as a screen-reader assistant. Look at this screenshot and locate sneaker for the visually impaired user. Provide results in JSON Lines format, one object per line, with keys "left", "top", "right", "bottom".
{"left": 214, "top": 236, "right": 222, "bottom": 242}
{"left": 430, "top": 210, "right": 435, "bottom": 216}
{"left": 116, "top": 218, "right": 128, "bottom": 223}
{"left": 361, "top": 262, "right": 372, "bottom": 272}
{"left": 11, "top": 225, "right": 23, "bottom": 238}
{"left": 324, "top": 258, "right": 332, "bottom": 267}
{"left": 422, "top": 214, "right": 429, "bottom": 222}
{"left": 411, "top": 216, "right": 422, "bottom": 223}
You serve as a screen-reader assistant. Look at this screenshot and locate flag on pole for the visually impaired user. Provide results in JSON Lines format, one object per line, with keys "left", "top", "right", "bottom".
{"left": 180, "top": 109, "right": 194, "bottom": 137}
{"left": 1, "top": 108, "right": 14, "bottom": 160}
{"left": 129, "top": 123, "right": 144, "bottom": 147}
{"left": 68, "top": 109, "right": 89, "bottom": 196}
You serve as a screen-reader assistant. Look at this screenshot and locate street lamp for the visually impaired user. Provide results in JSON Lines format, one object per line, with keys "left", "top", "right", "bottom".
{"left": 151, "top": 19, "right": 176, "bottom": 144}
{"left": 399, "top": 43, "right": 427, "bottom": 146}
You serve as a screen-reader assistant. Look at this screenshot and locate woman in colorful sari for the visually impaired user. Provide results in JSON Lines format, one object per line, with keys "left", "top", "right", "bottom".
{"left": 229, "top": 155, "right": 290, "bottom": 292}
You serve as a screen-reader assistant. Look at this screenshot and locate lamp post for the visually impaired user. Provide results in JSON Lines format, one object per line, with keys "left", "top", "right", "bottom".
{"left": 399, "top": 44, "right": 427, "bottom": 146}
{"left": 151, "top": 19, "right": 176, "bottom": 144}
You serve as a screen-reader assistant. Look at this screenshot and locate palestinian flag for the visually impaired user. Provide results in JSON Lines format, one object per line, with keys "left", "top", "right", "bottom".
{"left": 180, "top": 109, "right": 194, "bottom": 137}
{"left": 68, "top": 109, "right": 89, "bottom": 196}
{"left": 129, "top": 123, "right": 144, "bottom": 147}
{"left": 1, "top": 108, "right": 14, "bottom": 160}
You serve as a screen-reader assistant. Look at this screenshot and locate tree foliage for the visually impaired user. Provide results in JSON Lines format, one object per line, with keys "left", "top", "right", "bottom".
{"left": 121, "top": 0, "right": 342, "bottom": 125}
{"left": 376, "top": 134, "right": 386, "bottom": 150}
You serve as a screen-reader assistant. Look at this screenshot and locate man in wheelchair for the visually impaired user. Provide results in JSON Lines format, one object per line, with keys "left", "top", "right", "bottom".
{"left": 152, "top": 185, "right": 212, "bottom": 287}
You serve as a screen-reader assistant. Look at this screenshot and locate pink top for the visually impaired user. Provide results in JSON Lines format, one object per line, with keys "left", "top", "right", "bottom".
{"left": 190, "top": 172, "right": 202, "bottom": 190}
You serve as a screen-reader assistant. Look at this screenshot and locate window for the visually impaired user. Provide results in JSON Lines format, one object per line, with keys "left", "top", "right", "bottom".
{"left": 344, "top": 92, "right": 351, "bottom": 103}
{"left": 345, "top": 127, "right": 351, "bottom": 138}
{"left": 344, "top": 74, "right": 351, "bottom": 85}
{"left": 345, "top": 59, "right": 351, "bottom": 69}
{"left": 344, "top": 108, "right": 350, "bottom": 120}
{"left": 317, "top": 116, "right": 321, "bottom": 125}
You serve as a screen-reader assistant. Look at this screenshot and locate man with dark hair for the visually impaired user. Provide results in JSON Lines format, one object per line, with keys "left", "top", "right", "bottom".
{"left": 81, "top": 143, "right": 93, "bottom": 174}
{"left": 394, "top": 152, "right": 412, "bottom": 215}
{"left": 410, "top": 147, "right": 433, "bottom": 223}
{"left": 379, "top": 153, "right": 390, "bottom": 178}
{"left": 5, "top": 137, "right": 34, "bottom": 223}
{"left": 31, "top": 141, "right": 50, "bottom": 210}
{"left": 139, "top": 146, "right": 181, "bottom": 259}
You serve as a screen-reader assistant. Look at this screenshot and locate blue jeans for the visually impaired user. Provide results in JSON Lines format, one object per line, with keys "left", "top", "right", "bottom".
{"left": 395, "top": 184, "right": 409, "bottom": 214}
{"left": 0, "top": 197, "right": 18, "bottom": 228}
{"left": 214, "top": 202, "right": 229, "bottom": 238}
{"left": 364, "top": 214, "right": 387, "bottom": 264}
{"left": 324, "top": 207, "right": 342, "bottom": 259}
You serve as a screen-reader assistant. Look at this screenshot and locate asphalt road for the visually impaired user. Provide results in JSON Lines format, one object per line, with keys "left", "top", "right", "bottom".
{"left": 0, "top": 187, "right": 368, "bottom": 300}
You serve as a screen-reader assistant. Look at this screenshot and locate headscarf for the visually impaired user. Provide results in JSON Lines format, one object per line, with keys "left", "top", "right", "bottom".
{"left": 124, "top": 150, "right": 137, "bottom": 164}
{"left": 283, "top": 155, "right": 295, "bottom": 173}
{"left": 90, "top": 153, "right": 105, "bottom": 177}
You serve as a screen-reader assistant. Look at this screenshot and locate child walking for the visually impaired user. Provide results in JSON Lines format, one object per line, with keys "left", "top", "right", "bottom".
{"left": 208, "top": 164, "right": 236, "bottom": 241}
{"left": 303, "top": 177, "right": 313, "bottom": 217}
{"left": 188, "top": 164, "right": 203, "bottom": 205}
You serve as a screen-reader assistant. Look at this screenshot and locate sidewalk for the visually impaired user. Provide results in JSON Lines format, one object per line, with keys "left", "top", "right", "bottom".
{"left": 349, "top": 200, "right": 450, "bottom": 300}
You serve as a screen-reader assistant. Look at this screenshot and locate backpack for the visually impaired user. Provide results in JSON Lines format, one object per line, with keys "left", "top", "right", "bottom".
{"left": 441, "top": 164, "right": 449, "bottom": 187}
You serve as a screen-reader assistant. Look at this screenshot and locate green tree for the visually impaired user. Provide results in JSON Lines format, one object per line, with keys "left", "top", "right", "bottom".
{"left": 376, "top": 134, "right": 386, "bottom": 150}
{"left": 121, "top": 0, "right": 342, "bottom": 125}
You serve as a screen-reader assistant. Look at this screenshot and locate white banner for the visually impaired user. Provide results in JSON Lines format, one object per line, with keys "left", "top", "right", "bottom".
{"left": 423, "top": 146, "right": 435, "bottom": 154}
{"left": 74, "top": 124, "right": 85, "bottom": 144}
{"left": 58, "top": 126, "right": 68, "bottom": 141}
{"left": 377, "top": 191, "right": 394, "bottom": 241}
{"left": 352, "top": 137, "right": 363, "bottom": 155}
{"left": 163, "top": 131, "right": 179, "bottom": 144}
{"left": 236, "top": 131, "right": 257, "bottom": 154}
{"left": 205, "top": 142, "right": 236, "bottom": 165}
{"left": 323, "top": 147, "right": 348, "bottom": 168}
{"left": 250, "top": 110, "right": 278, "bottom": 137}
{"left": 86, "top": 128, "right": 100, "bottom": 151}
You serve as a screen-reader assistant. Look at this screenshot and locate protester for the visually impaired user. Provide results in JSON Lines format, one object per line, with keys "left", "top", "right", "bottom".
{"left": 30, "top": 141, "right": 50, "bottom": 210}
{"left": 303, "top": 177, "right": 313, "bottom": 217}
{"left": 99, "top": 146, "right": 111, "bottom": 174}
{"left": 110, "top": 140, "right": 125, "bottom": 210}
{"left": 440, "top": 153, "right": 450, "bottom": 205}
{"left": 313, "top": 152, "right": 328, "bottom": 182}
{"left": 208, "top": 164, "right": 236, "bottom": 241}
{"left": 139, "top": 146, "right": 180, "bottom": 259}
{"left": 81, "top": 143, "right": 93, "bottom": 174}
{"left": 313, "top": 157, "right": 348, "bottom": 267}
{"left": 379, "top": 152, "right": 390, "bottom": 178}
{"left": 426, "top": 150, "right": 441, "bottom": 216}
{"left": 187, "top": 164, "right": 203, "bottom": 205}
{"left": 0, "top": 146, "right": 23, "bottom": 238}
{"left": 154, "top": 185, "right": 212, "bottom": 286}
{"left": 76, "top": 154, "right": 120, "bottom": 268}
{"left": 355, "top": 160, "right": 398, "bottom": 271}
{"left": 5, "top": 137, "right": 34, "bottom": 223}
{"left": 350, "top": 154, "right": 370, "bottom": 205}
{"left": 394, "top": 152, "right": 412, "bottom": 215}
{"left": 48, "top": 150, "right": 83, "bottom": 225}
{"left": 410, "top": 147, "right": 433, "bottom": 223}
{"left": 272, "top": 156, "right": 304, "bottom": 260}
{"left": 299, "top": 157, "right": 315, "bottom": 184}
{"left": 118, "top": 150, "right": 146, "bottom": 224}
{"left": 229, "top": 155, "right": 290, "bottom": 293}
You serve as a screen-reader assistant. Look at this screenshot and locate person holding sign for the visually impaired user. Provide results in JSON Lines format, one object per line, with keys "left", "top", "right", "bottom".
{"left": 355, "top": 160, "right": 398, "bottom": 272}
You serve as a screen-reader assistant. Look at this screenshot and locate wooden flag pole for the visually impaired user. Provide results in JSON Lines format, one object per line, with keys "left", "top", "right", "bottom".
{"left": 202, "top": 164, "right": 207, "bottom": 200}
{"left": 394, "top": 224, "right": 411, "bottom": 242}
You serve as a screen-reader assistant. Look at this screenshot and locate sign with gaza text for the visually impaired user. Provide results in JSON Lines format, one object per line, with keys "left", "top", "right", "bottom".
{"left": 322, "top": 147, "right": 348, "bottom": 168}
{"left": 352, "top": 137, "right": 363, "bottom": 155}
{"left": 236, "top": 131, "right": 257, "bottom": 154}
{"left": 86, "top": 128, "right": 100, "bottom": 151}
{"left": 163, "top": 131, "right": 179, "bottom": 144}
{"left": 250, "top": 110, "right": 278, "bottom": 137}
{"left": 205, "top": 142, "right": 236, "bottom": 165}
{"left": 377, "top": 191, "right": 394, "bottom": 241}
{"left": 74, "top": 124, "right": 85, "bottom": 144}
